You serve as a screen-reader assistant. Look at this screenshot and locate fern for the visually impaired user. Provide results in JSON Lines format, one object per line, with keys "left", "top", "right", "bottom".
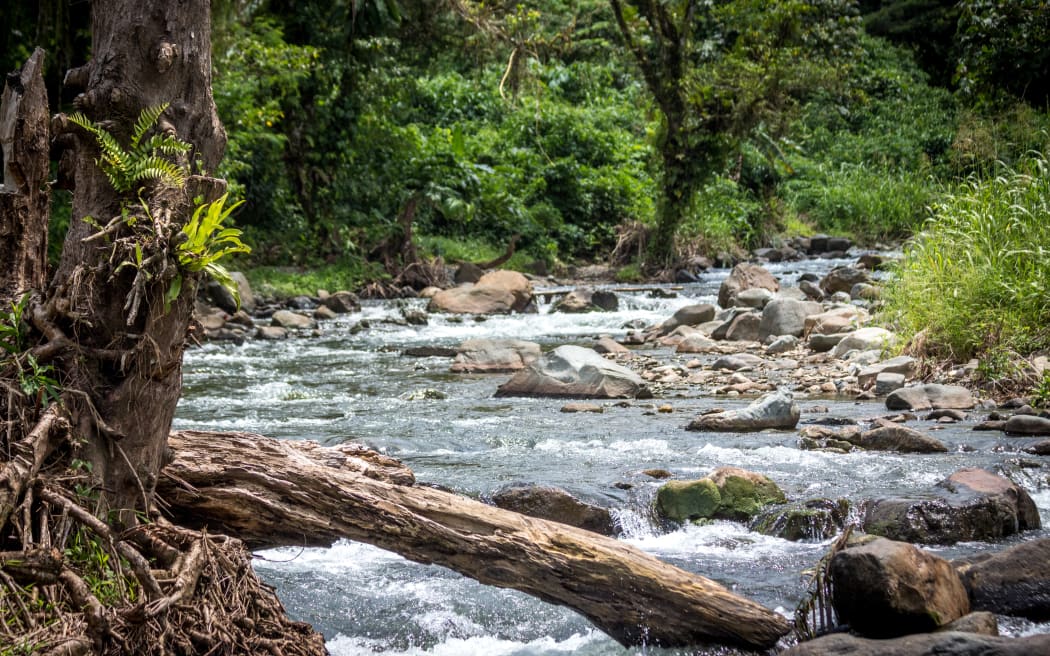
{"left": 68, "top": 104, "right": 190, "bottom": 193}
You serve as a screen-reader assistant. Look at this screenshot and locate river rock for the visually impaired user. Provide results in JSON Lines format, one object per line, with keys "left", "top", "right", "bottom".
{"left": 735, "top": 287, "right": 775, "bottom": 309}
{"left": 766, "top": 335, "right": 800, "bottom": 354}
{"left": 759, "top": 298, "right": 822, "bottom": 340}
{"left": 319, "top": 291, "right": 357, "bottom": 314}
{"left": 939, "top": 611, "right": 999, "bottom": 636}
{"left": 875, "top": 372, "right": 906, "bottom": 395}
{"left": 593, "top": 336, "right": 629, "bottom": 354}
{"left": 207, "top": 272, "right": 255, "bottom": 313}
{"left": 656, "top": 303, "right": 718, "bottom": 336}
{"left": 750, "top": 498, "right": 849, "bottom": 541}
{"left": 863, "top": 468, "right": 1041, "bottom": 544}
{"left": 675, "top": 334, "right": 719, "bottom": 353}
{"left": 848, "top": 424, "right": 948, "bottom": 453}
{"left": 491, "top": 484, "right": 616, "bottom": 536}
{"left": 831, "top": 327, "right": 895, "bottom": 359}
{"left": 656, "top": 467, "right": 786, "bottom": 523}
{"left": 808, "top": 333, "right": 847, "bottom": 352}
{"left": 820, "top": 266, "right": 870, "bottom": 295}
{"left": 1004, "top": 414, "right": 1050, "bottom": 436}
{"left": 255, "top": 326, "right": 288, "bottom": 340}
{"left": 495, "top": 345, "right": 647, "bottom": 399}
{"left": 851, "top": 282, "right": 880, "bottom": 300}
{"left": 718, "top": 263, "right": 779, "bottom": 309}
{"left": 856, "top": 355, "right": 916, "bottom": 388}
{"left": 271, "top": 310, "right": 316, "bottom": 330}
{"left": 403, "top": 346, "right": 458, "bottom": 358}
{"left": 454, "top": 261, "right": 484, "bottom": 284}
{"left": 713, "top": 311, "right": 762, "bottom": 342}
{"left": 830, "top": 537, "right": 970, "bottom": 637}
{"left": 428, "top": 270, "right": 534, "bottom": 314}
{"left": 450, "top": 339, "right": 541, "bottom": 373}
{"left": 551, "top": 288, "right": 618, "bottom": 313}
{"left": 687, "top": 390, "right": 800, "bottom": 432}
{"left": 560, "top": 402, "right": 603, "bottom": 413}
{"left": 800, "top": 279, "right": 824, "bottom": 301}
{"left": 712, "top": 353, "right": 764, "bottom": 371}
{"left": 782, "top": 632, "right": 1050, "bottom": 656}
{"left": 886, "top": 384, "right": 976, "bottom": 411}
{"left": 805, "top": 306, "right": 868, "bottom": 336}
{"left": 955, "top": 538, "right": 1050, "bottom": 620}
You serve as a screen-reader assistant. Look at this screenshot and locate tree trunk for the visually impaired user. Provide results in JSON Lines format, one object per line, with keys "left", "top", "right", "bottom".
{"left": 46, "top": 0, "right": 225, "bottom": 521}
{"left": 161, "top": 430, "right": 793, "bottom": 651}
{"left": 0, "top": 48, "right": 50, "bottom": 307}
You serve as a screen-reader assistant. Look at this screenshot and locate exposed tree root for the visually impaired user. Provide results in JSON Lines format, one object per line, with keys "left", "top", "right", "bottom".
{"left": 1, "top": 482, "right": 328, "bottom": 655}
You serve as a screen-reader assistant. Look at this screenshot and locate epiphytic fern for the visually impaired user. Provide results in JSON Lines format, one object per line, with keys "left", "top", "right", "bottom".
{"left": 69, "top": 103, "right": 191, "bottom": 193}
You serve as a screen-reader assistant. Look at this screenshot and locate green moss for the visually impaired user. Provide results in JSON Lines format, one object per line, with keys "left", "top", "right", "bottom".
{"left": 656, "top": 479, "right": 721, "bottom": 522}
{"left": 714, "top": 475, "right": 787, "bottom": 521}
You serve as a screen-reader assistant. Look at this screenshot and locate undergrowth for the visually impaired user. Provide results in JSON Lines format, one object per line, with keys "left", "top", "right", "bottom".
{"left": 881, "top": 151, "right": 1050, "bottom": 369}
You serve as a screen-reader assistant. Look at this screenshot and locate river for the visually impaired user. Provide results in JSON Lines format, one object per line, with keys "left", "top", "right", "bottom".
{"left": 173, "top": 257, "right": 1050, "bottom": 655}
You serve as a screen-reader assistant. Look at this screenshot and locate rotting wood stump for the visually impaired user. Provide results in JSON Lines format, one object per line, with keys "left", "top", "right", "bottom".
{"left": 161, "top": 430, "right": 793, "bottom": 650}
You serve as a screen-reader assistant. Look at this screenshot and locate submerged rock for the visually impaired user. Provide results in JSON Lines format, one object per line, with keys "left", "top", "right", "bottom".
{"left": 491, "top": 484, "right": 616, "bottom": 536}
{"left": 495, "top": 345, "right": 647, "bottom": 399}
{"left": 863, "top": 468, "right": 1041, "bottom": 544}
{"left": 848, "top": 424, "right": 948, "bottom": 453}
{"left": 751, "top": 498, "right": 849, "bottom": 541}
{"left": 656, "top": 467, "right": 786, "bottom": 523}
{"left": 687, "top": 390, "right": 800, "bottom": 432}
{"left": 830, "top": 537, "right": 970, "bottom": 637}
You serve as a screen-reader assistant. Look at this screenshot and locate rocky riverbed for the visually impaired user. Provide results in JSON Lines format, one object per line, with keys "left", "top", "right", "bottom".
{"left": 176, "top": 244, "right": 1050, "bottom": 655}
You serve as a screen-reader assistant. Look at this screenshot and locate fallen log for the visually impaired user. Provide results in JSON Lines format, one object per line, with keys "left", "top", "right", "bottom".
{"left": 160, "top": 430, "right": 792, "bottom": 650}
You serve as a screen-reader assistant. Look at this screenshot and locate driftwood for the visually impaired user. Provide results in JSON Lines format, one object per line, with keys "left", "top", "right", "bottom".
{"left": 160, "top": 430, "right": 792, "bottom": 650}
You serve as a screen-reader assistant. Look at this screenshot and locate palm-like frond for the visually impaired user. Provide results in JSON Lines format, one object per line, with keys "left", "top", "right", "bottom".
{"left": 130, "top": 104, "right": 168, "bottom": 149}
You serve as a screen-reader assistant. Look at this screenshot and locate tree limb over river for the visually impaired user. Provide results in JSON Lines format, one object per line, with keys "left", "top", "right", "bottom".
{"left": 161, "top": 430, "right": 792, "bottom": 650}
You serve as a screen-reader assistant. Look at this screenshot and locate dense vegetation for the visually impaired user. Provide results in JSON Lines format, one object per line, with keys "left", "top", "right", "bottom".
{"left": 3, "top": 0, "right": 1048, "bottom": 366}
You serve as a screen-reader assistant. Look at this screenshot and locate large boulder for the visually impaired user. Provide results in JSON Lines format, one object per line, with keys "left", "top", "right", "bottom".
{"left": 830, "top": 537, "right": 970, "bottom": 638}
{"left": 712, "top": 311, "right": 762, "bottom": 342}
{"left": 494, "top": 345, "right": 647, "bottom": 399}
{"left": 759, "top": 298, "right": 823, "bottom": 340}
{"left": 656, "top": 467, "right": 786, "bottom": 523}
{"left": 450, "top": 339, "right": 541, "bottom": 373}
{"left": 491, "top": 484, "right": 616, "bottom": 536}
{"left": 863, "top": 468, "right": 1041, "bottom": 544}
{"left": 886, "top": 384, "right": 976, "bottom": 411}
{"left": 718, "top": 263, "right": 779, "bottom": 309}
{"left": 551, "top": 288, "right": 618, "bottom": 313}
{"left": 820, "top": 266, "right": 870, "bottom": 295}
{"left": 428, "top": 270, "right": 534, "bottom": 314}
{"left": 687, "top": 390, "right": 800, "bottom": 432}
{"left": 782, "top": 632, "right": 1050, "bottom": 656}
{"left": 831, "top": 327, "right": 895, "bottom": 359}
{"left": 955, "top": 538, "right": 1050, "bottom": 620}
{"left": 1004, "top": 414, "right": 1050, "bottom": 436}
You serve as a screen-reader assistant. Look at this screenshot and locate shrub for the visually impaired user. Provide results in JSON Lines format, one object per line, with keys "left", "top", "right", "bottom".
{"left": 880, "top": 152, "right": 1050, "bottom": 362}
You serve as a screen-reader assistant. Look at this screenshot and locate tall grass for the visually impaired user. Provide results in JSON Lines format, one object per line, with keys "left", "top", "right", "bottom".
{"left": 881, "top": 152, "right": 1050, "bottom": 361}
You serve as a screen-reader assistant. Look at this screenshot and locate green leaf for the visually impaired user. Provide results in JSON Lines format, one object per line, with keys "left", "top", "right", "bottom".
{"left": 164, "top": 274, "right": 183, "bottom": 313}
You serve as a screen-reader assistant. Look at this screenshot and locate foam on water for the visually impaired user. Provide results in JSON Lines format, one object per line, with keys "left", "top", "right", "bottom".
{"left": 326, "top": 630, "right": 606, "bottom": 656}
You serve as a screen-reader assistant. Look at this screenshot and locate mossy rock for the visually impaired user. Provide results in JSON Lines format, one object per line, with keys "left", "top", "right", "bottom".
{"left": 656, "top": 467, "right": 787, "bottom": 523}
{"left": 709, "top": 468, "right": 787, "bottom": 521}
{"left": 656, "top": 479, "right": 721, "bottom": 522}
{"left": 751, "top": 498, "right": 850, "bottom": 541}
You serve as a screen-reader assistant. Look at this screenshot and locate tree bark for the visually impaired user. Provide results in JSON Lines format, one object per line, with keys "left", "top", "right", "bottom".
{"left": 161, "top": 430, "right": 793, "bottom": 650}
{"left": 0, "top": 48, "right": 50, "bottom": 307}
{"left": 45, "top": 0, "right": 225, "bottom": 521}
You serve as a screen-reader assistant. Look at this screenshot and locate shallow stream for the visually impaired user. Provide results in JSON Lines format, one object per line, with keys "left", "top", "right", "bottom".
{"left": 174, "top": 258, "right": 1050, "bottom": 655}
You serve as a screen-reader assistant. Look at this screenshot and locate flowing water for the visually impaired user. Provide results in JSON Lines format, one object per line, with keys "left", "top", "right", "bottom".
{"left": 174, "top": 258, "right": 1050, "bottom": 655}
